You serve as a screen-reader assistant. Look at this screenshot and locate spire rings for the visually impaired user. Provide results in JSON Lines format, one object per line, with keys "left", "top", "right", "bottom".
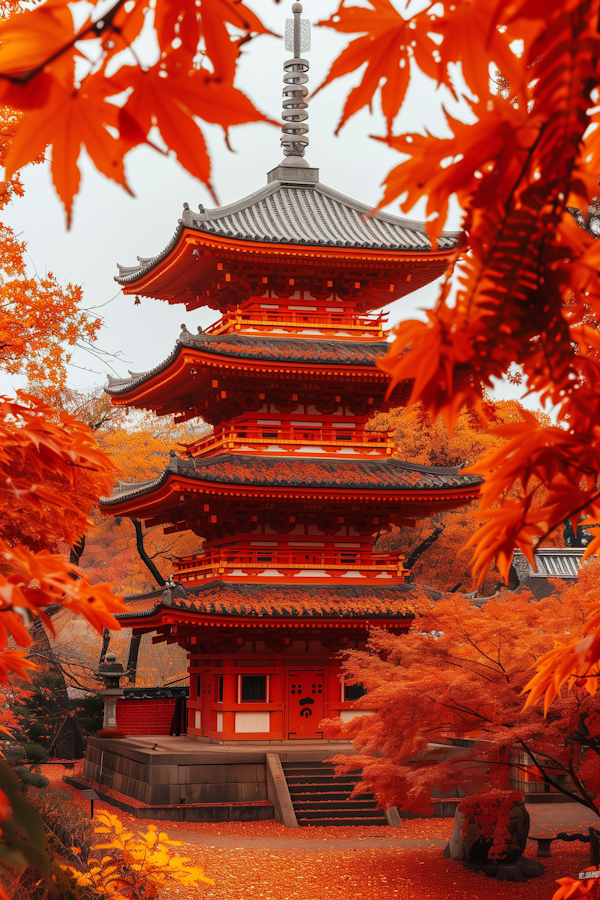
{"left": 281, "top": 58, "right": 309, "bottom": 157}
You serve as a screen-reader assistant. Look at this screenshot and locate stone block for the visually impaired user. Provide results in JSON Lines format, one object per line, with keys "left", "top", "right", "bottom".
{"left": 241, "top": 782, "right": 267, "bottom": 801}
{"left": 256, "top": 764, "right": 266, "bottom": 782}
{"left": 226, "top": 765, "right": 258, "bottom": 783}
{"left": 184, "top": 783, "right": 241, "bottom": 803}
{"left": 182, "top": 765, "right": 228, "bottom": 784}
{"left": 146, "top": 765, "right": 180, "bottom": 785}
{"left": 145, "top": 783, "right": 182, "bottom": 805}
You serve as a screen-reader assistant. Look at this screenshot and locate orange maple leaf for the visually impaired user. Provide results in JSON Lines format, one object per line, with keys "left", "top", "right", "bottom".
{"left": 315, "top": 0, "right": 436, "bottom": 134}
{"left": 3, "top": 72, "right": 129, "bottom": 226}
{"left": 0, "top": 0, "right": 73, "bottom": 80}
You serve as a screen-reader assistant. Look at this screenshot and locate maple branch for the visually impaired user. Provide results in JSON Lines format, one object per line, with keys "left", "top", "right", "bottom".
{"left": 0, "top": 0, "right": 129, "bottom": 86}
{"left": 442, "top": 655, "right": 504, "bottom": 683}
{"left": 516, "top": 738, "right": 600, "bottom": 815}
{"left": 453, "top": 624, "right": 510, "bottom": 680}
{"left": 403, "top": 525, "right": 443, "bottom": 570}
{"left": 460, "top": 124, "right": 547, "bottom": 325}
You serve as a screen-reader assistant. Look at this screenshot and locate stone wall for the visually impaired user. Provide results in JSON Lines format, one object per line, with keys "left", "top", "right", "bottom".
{"left": 84, "top": 740, "right": 267, "bottom": 805}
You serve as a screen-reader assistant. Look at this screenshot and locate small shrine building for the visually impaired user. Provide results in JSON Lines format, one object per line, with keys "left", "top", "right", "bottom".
{"left": 100, "top": 5, "right": 480, "bottom": 746}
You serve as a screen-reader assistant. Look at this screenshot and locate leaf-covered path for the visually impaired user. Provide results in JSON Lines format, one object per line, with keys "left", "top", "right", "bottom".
{"left": 47, "top": 766, "right": 598, "bottom": 899}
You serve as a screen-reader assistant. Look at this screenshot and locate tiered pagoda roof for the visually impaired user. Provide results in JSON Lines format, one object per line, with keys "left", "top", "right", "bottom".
{"left": 106, "top": 454, "right": 479, "bottom": 506}
{"left": 114, "top": 164, "right": 460, "bottom": 312}
{"left": 115, "top": 582, "right": 424, "bottom": 645}
{"left": 117, "top": 178, "right": 458, "bottom": 283}
{"left": 107, "top": 330, "right": 392, "bottom": 397}
{"left": 120, "top": 581, "right": 424, "bottom": 620}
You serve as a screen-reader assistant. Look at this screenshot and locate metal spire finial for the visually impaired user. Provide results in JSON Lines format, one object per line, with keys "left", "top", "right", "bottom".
{"left": 281, "top": 3, "right": 311, "bottom": 160}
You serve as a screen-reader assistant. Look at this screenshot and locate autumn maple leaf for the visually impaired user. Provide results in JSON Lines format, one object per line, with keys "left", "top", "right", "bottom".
{"left": 3, "top": 71, "right": 128, "bottom": 226}
{"left": 315, "top": 0, "right": 438, "bottom": 133}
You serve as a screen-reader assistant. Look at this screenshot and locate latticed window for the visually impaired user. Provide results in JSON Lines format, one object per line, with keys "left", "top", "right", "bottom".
{"left": 344, "top": 682, "right": 367, "bottom": 701}
{"left": 241, "top": 675, "right": 266, "bottom": 702}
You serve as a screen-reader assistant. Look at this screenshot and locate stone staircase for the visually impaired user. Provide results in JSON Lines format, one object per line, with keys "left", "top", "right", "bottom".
{"left": 281, "top": 760, "right": 388, "bottom": 826}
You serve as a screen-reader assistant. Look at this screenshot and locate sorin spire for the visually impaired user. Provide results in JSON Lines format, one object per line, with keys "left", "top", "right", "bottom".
{"left": 280, "top": 3, "right": 311, "bottom": 160}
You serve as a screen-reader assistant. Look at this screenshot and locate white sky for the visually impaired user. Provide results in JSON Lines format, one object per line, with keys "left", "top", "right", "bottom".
{"left": 2, "top": 0, "right": 533, "bottom": 409}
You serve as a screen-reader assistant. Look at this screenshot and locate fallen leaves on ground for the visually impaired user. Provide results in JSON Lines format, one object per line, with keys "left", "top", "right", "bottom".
{"left": 42, "top": 766, "right": 593, "bottom": 899}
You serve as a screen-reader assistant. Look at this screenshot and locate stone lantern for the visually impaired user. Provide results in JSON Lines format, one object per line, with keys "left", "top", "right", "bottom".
{"left": 95, "top": 653, "right": 129, "bottom": 730}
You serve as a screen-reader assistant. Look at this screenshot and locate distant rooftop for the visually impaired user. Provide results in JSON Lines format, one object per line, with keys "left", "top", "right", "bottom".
{"left": 513, "top": 547, "right": 584, "bottom": 580}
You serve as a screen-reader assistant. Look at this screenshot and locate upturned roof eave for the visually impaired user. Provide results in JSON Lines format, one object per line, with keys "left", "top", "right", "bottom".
{"left": 105, "top": 333, "right": 391, "bottom": 399}
{"left": 100, "top": 455, "right": 482, "bottom": 512}
{"left": 115, "top": 177, "right": 462, "bottom": 289}
{"left": 116, "top": 604, "right": 415, "bottom": 628}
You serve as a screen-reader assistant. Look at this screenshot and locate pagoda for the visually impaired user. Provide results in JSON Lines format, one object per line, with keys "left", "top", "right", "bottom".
{"left": 101, "top": 5, "right": 480, "bottom": 743}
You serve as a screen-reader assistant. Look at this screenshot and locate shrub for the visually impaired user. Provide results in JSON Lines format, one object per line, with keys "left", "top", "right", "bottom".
{"left": 3, "top": 743, "right": 25, "bottom": 765}
{"left": 27, "top": 787, "right": 96, "bottom": 863}
{"left": 459, "top": 790, "right": 525, "bottom": 861}
{"left": 24, "top": 742, "right": 49, "bottom": 764}
{"left": 96, "top": 728, "right": 126, "bottom": 739}
{"left": 14, "top": 767, "right": 49, "bottom": 788}
{"left": 62, "top": 811, "right": 214, "bottom": 898}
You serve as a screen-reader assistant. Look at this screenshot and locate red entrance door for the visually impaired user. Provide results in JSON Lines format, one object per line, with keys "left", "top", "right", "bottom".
{"left": 288, "top": 670, "right": 324, "bottom": 739}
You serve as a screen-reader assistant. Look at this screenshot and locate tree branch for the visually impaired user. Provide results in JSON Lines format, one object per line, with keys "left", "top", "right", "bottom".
{"left": 131, "top": 518, "right": 166, "bottom": 587}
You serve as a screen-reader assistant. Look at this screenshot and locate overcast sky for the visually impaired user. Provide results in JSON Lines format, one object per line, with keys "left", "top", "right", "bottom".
{"left": 2, "top": 0, "right": 531, "bottom": 408}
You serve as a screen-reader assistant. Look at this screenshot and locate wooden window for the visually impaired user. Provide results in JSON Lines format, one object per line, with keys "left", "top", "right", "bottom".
{"left": 217, "top": 675, "right": 224, "bottom": 703}
{"left": 241, "top": 675, "right": 266, "bottom": 702}
{"left": 196, "top": 675, "right": 201, "bottom": 699}
{"left": 344, "top": 682, "right": 367, "bottom": 701}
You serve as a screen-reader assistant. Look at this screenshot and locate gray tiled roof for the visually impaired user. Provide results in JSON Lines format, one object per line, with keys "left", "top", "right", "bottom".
{"left": 101, "top": 454, "right": 481, "bottom": 506}
{"left": 513, "top": 548, "right": 584, "bottom": 580}
{"left": 105, "top": 328, "right": 389, "bottom": 395}
{"left": 116, "top": 178, "right": 459, "bottom": 284}
{"left": 116, "top": 581, "right": 424, "bottom": 620}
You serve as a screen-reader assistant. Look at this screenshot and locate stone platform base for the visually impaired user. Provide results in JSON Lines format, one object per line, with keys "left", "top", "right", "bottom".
{"left": 84, "top": 736, "right": 357, "bottom": 807}
{"left": 65, "top": 776, "right": 274, "bottom": 822}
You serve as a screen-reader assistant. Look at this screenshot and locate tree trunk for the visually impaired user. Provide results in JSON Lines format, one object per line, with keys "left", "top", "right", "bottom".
{"left": 404, "top": 526, "right": 444, "bottom": 571}
{"left": 69, "top": 534, "right": 86, "bottom": 567}
{"left": 131, "top": 518, "right": 166, "bottom": 587}
{"left": 127, "top": 634, "right": 143, "bottom": 684}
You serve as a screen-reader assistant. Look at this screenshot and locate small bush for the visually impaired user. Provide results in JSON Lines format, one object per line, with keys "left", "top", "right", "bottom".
{"left": 27, "top": 787, "right": 96, "bottom": 863}
{"left": 3, "top": 743, "right": 25, "bottom": 765}
{"left": 15, "top": 767, "right": 49, "bottom": 788}
{"left": 24, "top": 743, "right": 49, "bottom": 764}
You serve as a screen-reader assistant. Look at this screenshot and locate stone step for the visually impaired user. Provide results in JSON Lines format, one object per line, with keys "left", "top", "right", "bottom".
{"left": 280, "top": 759, "right": 388, "bottom": 827}
{"left": 287, "top": 784, "right": 364, "bottom": 796}
{"left": 284, "top": 774, "right": 359, "bottom": 785}
{"left": 296, "top": 813, "right": 388, "bottom": 826}
{"left": 293, "top": 800, "right": 377, "bottom": 810}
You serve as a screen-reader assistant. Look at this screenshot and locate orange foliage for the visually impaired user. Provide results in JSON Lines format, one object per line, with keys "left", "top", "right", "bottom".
{"left": 524, "top": 559, "right": 600, "bottom": 714}
{"left": 324, "top": 577, "right": 600, "bottom": 816}
{"left": 0, "top": 0, "right": 271, "bottom": 224}
{"left": 369, "top": 400, "right": 557, "bottom": 592}
{"left": 0, "top": 395, "right": 124, "bottom": 644}
{"left": 62, "top": 810, "right": 213, "bottom": 898}
{"left": 315, "top": 0, "right": 600, "bottom": 588}
{"left": 552, "top": 872, "right": 600, "bottom": 899}
{"left": 74, "top": 397, "right": 205, "bottom": 593}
